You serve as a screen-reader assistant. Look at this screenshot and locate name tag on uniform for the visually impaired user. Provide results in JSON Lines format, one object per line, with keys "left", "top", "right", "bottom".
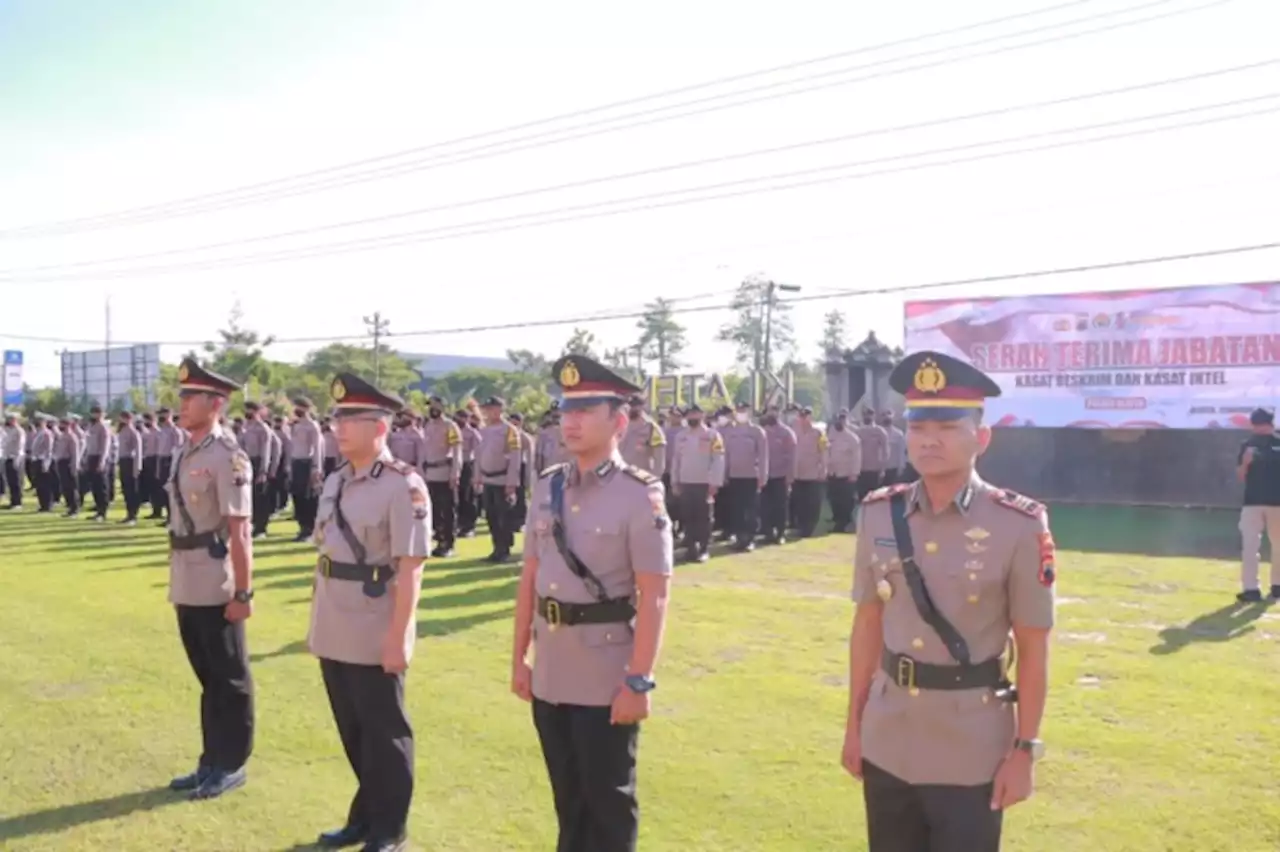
{"left": 188, "top": 468, "right": 212, "bottom": 478}
{"left": 874, "top": 537, "right": 895, "bottom": 547}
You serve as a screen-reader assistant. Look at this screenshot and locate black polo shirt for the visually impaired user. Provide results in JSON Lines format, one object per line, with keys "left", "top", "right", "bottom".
{"left": 1239, "top": 434, "right": 1280, "bottom": 506}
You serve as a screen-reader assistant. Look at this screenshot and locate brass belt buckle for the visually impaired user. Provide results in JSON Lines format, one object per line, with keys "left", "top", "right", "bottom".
{"left": 318, "top": 554, "right": 333, "bottom": 577}
{"left": 896, "top": 656, "right": 917, "bottom": 693}
{"left": 545, "top": 599, "right": 562, "bottom": 632}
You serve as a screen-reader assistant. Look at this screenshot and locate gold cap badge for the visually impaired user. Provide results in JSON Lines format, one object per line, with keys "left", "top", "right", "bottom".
{"left": 560, "top": 360, "right": 581, "bottom": 388}
{"left": 177, "top": 364, "right": 190, "bottom": 382}
{"left": 332, "top": 379, "right": 347, "bottom": 401}
{"left": 913, "top": 358, "right": 946, "bottom": 394}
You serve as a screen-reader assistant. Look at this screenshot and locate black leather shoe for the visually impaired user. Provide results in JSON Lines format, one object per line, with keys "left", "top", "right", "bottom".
{"left": 360, "top": 836, "right": 407, "bottom": 852}
{"left": 190, "top": 766, "right": 246, "bottom": 800}
{"left": 317, "top": 824, "right": 369, "bottom": 847}
{"left": 169, "top": 765, "right": 211, "bottom": 791}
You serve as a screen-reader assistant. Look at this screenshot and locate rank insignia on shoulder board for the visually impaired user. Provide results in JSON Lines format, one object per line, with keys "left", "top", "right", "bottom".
{"left": 648, "top": 490, "right": 669, "bottom": 529}
{"left": 410, "top": 487, "right": 429, "bottom": 521}
{"left": 1037, "top": 531, "right": 1056, "bottom": 587}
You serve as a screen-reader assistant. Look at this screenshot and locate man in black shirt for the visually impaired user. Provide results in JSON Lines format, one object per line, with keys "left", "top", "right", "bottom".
{"left": 1236, "top": 408, "right": 1280, "bottom": 602}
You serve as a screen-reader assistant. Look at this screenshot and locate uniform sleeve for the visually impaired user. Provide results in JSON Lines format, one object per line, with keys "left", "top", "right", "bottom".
{"left": 522, "top": 478, "right": 546, "bottom": 558}
{"left": 851, "top": 503, "right": 879, "bottom": 604}
{"left": 629, "top": 481, "right": 674, "bottom": 576}
{"left": 216, "top": 447, "right": 254, "bottom": 518}
{"left": 312, "top": 423, "right": 325, "bottom": 470}
{"left": 504, "top": 427, "right": 522, "bottom": 487}
{"left": 1008, "top": 510, "right": 1056, "bottom": 629}
{"left": 391, "top": 472, "right": 432, "bottom": 559}
{"left": 708, "top": 430, "right": 725, "bottom": 484}
{"left": 447, "top": 423, "right": 462, "bottom": 469}
{"left": 649, "top": 423, "right": 667, "bottom": 477}
{"left": 756, "top": 428, "right": 768, "bottom": 484}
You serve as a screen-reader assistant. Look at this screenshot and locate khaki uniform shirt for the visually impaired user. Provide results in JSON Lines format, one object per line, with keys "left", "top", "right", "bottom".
{"left": 30, "top": 427, "right": 53, "bottom": 469}
{"left": 2, "top": 425, "right": 25, "bottom": 461}
{"left": 290, "top": 416, "right": 325, "bottom": 469}
{"left": 724, "top": 422, "right": 768, "bottom": 484}
{"left": 116, "top": 424, "right": 141, "bottom": 464}
{"left": 388, "top": 426, "right": 425, "bottom": 468}
{"left": 475, "top": 421, "right": 523, "bottom": 487}
{"left": 84, "top": 420, "right": 109, "bottom": 466}
{"left": 828, "top": 426, "right": 862, "bottom": 479}
{"left": 857, "top": 423, "right": 889, "bottom": 472}
{"left": 323, "top": 430, "right": 339, "bottom": 462}
{"left": 142, "top": 425, "right": 158, "bottom": 458}
{"left": 670, "top": 426, "right": 725, "bottom": 486}
{"left": 765, "top": 423, "right": 797, "bottom": 483}
{"left": 422, "top": 417, "right": 462, "bottom": 483}
{"left": 523, "top": 455, "right": 674, "bottom": 706}
{"left": 885, "top": 425, "right": 906, "bottom": 472}
{"left": 308, "top": 451, "right": 431, "bottom": 666}
{"left": 167, "top": 425, "right": 252, "bottom": 607}
{"left": 156, "top": 422, "right": 185, "bottom": 457}
{"left": 535, "top": 426, "right": 566, "bottom": 473}
{"left": 621, "top": 415, "right": 667, "bottom": 477}
{"left": 460, "top": 424, "right": 480, "bottom": 463}
{"left": 853, "top": 474, "right": 1056, "bottom": 786}
{"left": 54, "top": 429, "right": 82, "bottom": 464}
{"left": 794, "top": 425, "right": 828, "bottom": 480}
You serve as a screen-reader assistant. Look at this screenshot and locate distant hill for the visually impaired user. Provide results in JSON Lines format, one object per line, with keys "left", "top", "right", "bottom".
{"left": 400, "top": 352, "right": 518, "bottom": 381}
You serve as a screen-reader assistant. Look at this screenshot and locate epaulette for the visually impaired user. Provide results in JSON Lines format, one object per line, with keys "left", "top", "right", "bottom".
{"left": 384, "top": 459, "right": 414, "bottom": 476}
{"left": 862, "top": 482, "right": 912, "bottom": 504}
{"left": 992, "top": 488, "right": 1045, "bottom": 518}
{"left": 621, "top": 464, "right": 659, "bottom": 485}
{"left": 539, "top": 462, "right": 569, "bottom": 479}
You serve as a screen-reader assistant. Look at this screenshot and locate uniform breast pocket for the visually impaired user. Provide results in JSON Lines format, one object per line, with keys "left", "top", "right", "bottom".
{"left": 582, "top": 521, "right": 627, "bottom": 560}
{"left": 578, "top": 623, "right": 632, "bottom": 648}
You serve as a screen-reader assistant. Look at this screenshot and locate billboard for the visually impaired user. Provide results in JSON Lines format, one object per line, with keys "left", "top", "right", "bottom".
{"left": 903, "top": 281, "right": 1280, "bottom": 429}
{"left": 2, "top": 350, "right": 21, "bottom": 407}
{"left": 61, "top": 344, "right": 162, "bottom": 410}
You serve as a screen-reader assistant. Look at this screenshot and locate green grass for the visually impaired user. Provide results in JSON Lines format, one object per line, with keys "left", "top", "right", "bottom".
{"left": 0, "top": 503, "right": 1278, "bottom": 851}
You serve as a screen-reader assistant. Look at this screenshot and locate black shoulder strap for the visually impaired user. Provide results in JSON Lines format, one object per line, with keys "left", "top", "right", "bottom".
{"left": 889, "top": 492, "right": 972, "bottom": 666}
{"left": 331, "top": 477, "right": 368, "bottom": 565}
{"left": 549, "top": 469, "right": 610, "bottom": 603}
{"left": 170, "top": 449, "right": 197, "bottom": 537}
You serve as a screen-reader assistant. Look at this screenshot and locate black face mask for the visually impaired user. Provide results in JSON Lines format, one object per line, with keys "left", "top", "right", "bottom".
{"left": 629, "top": 409, "right": 642, "bottom": 420}
{"left": 294, "top": 408, "right": 305, "bottom": 418}
{"left": 761, "top": 415, "right": 777, "bottom": 426}
{"left": 835, "top": 419, "right": 847, "bottom": 430}
{"left": 429, "top": 409, "right": 442, "bottom": 419}
{"left": 862, "top": 418, "right": 873, "bottom": 426}
{"left": 687, "top": 418, "right": 702, "bottom": 428}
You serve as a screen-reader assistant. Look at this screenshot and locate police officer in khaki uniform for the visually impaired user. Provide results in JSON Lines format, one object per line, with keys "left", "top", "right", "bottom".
{"left": 422, "top": 394, "right": 462, "bottom": 557}
{"left": 842, "top": 351, "right": 1054, "bottom": 852}
{"left": 669, "top": 405, "right": 725, "bottom": 563}
{"left": 166, "top": 358, "right": 257, "bottom": 801}
{"left": 621, "top": 393, "right": 666, "bottom": 477}
{"left": 289, "top": 396, "right": 326, "bottom": 541}
{"left": 474, "top": 396, "right": 523, "bottom": 562}
{"left": 310, "top": 373, "right": 431, "bottom": 852}
{"left": 511, "top": 355, "right": 674, "bottom": 852}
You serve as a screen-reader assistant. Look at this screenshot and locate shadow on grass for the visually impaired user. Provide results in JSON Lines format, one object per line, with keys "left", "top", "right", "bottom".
{"left": 1046, "top": 504, "right": 1246, "bottom": 559}
{"left": 0, "top": 787, "right": 181, "bottom": 843}
{"left": 1148, "top": 600, "right": 1273, "bottom": 655}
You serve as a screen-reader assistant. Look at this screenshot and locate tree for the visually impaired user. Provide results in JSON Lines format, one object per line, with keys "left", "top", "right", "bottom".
{"left": 561, "top": 327, "right": 600, "bottom": 359}
{"left": 202, "top": 301, "right": 276, "bottom": 384}
{"left": 636, "top": 298, "right": 687, "bottom": 374}
{"left": 716, "top": 276, "right": 795, "bottom": 372}
{"left": 506, "top": 348, "right": 548, "bottom": 375}
{"left": 601, "top": 347, "right": 642, "bottom": 380}
{"left": 819, "top": 310, "right": 848, "bottom": 359}
{"left": 299, "top": 343, "right": 419, "bottom": 395}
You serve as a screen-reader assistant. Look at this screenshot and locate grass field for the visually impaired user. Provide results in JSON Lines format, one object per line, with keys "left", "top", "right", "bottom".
{"left": 1, "top": 502, "right": 1278, "bottom": 851}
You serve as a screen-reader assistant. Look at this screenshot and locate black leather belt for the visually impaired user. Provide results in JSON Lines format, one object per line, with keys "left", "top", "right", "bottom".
{"left": 425, "top": 460, "right": 453, "bottom": 468}
{"left": 317, "top": 555, "right": 392, "bottom": 598}
{"left": 881, "top": 649, "right": 1005, "bottom": 691}
{"left": 537, "top": 596, "right": 635, "bottom": 628}
{"left": 481, "top": 468, "right": 508, "bottom": 477}
{"left": 169, "top": 531, "right": 218, "bottom": 551}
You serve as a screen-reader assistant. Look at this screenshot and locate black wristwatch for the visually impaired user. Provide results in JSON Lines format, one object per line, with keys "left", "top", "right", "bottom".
{"left": 233, "top": 589, "right": 254, "bottom": 604}
{"left": 624, "top": 674, "right": 657, "bottom": 694}
{"left": 1013, "top": 738, "right": 1045, "bottom": 761}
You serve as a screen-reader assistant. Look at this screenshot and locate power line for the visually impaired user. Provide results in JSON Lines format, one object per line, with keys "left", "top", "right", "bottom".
{"left": 14, "top": 58, "right": 1272, "bottom": 275}
{"left": 3, "top": 94, "right": 1273, "bottom": 283}
{"left": 0, "top": 0, "right": 1226, "bottom": 237}
{"left": 2, "top": 241, "right": 1275, "bottom": 348}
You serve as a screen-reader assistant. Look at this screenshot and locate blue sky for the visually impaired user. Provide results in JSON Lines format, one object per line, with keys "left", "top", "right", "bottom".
{"left": 1, "top": 0, "right": 1277, "bottom": 386}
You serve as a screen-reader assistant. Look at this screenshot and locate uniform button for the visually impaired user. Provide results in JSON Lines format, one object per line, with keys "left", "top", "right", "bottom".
{"left": 908, "top": 688, "right": 920, "bottom": 697}
{"left": 605, "top": 633, "right": 613, "bottom": 640}
{"left": 981, "top": 694, "right": 990, "bottom": 705}
{"left": 594, "top": 527, "right": 602, "bottom": 533}
{"left": 550, "top": 583, "right": 558, "bottom": 591}
{"left": 967, "top": 594, "right": 979, "bottom": 603}
{"left": 911, "top": 638, "right": 924, "bottom": 649}
{"left": 969, "top": 572, "right": 977, "bottom": 581}
{"left": 924, "top": 541, "right": 938, "bottom": 553}
{"left": 571, "top": 505, "right": 580, "bottom": 513}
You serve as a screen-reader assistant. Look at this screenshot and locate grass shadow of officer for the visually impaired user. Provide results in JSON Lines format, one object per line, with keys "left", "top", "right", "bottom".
{"left": 165, "top": 358, "right": 257, "bottom": 802}
{"left": 1148, "top": 600, "right": 1271, "bottom": 655}
{"left": 843, "top": 351, "right": 1055, "bottom": 852}
{"left": 307, "top": 373, "right": 431, "bottom": 852}
{"left": 510, "top": 355, "right": 675, "bottom": 852}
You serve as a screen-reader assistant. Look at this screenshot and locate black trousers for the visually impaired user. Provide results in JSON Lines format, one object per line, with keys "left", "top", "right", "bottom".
{"left": 427, "top": 480, "right": 456, "bottom": 549}
{"left": 85, "top": 456, "right": 108, "bottom": 517}
{"left": 290, "top": 459, "right": 317, "bottom": 533}
{"left": 120, "top": 458, "right": 140, "bottom": 519}
{"left": 57, "top": 459, "right": 80, "bottom": 512}
{"left": 3, "top": 459, "right": 22, "bottom": 507}
{"left": 661, "top": 474, "right": 680, "bottom": 535}
{"left": 516, "top": 462, "right": 529, "bottom": 526}
{"left": 858, "top": 470, "right": 885, "bottom": 503}
{"left": 482, "top": 484, "right": 514, "bottom": 554}
{"left": 176, "top": 605, "right": 255, "bottom": 772}
{"left": 320, "top": 659, "right": 414, "bottom": 841}
{"left": 862, "top": 761, "right": 1002, "bottom": 852}
{"left": 153, "top": 457, "right": 173, "bottom": 517}
{"left": 36, "top": 464, "right": 55, "bottom": 511}
{"left": 828, "top": 476, "right": 857, "bottom": 531}
{"left": 791, "top": 479, "right": 824, "bottom": 537}
{"left": 533, "top": 699, "right": 639, "bottom": 852}
{"left": 726, "top": 477, "right": 759, "bottom": 545}
{"left": 106, "top": 461, "right": 117, "bottom": 503}
{"left": 272, "top": 469, "right": 290, "bottom": 513}
{"left": 760, "top": 477, "right": 789, "bottom": 540}
{"left": 249, "top": 459, "right": 271, "bottom": 534}
{"left": 712, "top": 484, "right": 729, "bottom": 535}
{"left": 458, "top": 462, "right": 478, "bottom": 534}
{"left": 677, "top": 483, "right": 711, "bottom": 553}
{"left": 140, "top": 456, "right": 157, "bottom": 510}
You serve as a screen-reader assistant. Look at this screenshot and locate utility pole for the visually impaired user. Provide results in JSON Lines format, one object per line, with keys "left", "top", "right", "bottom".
{"left": 762, "top": 281, "right": 801, "bottom": 378}
{"left": 362, "top": 311, "right": 391, "bottom": 383}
